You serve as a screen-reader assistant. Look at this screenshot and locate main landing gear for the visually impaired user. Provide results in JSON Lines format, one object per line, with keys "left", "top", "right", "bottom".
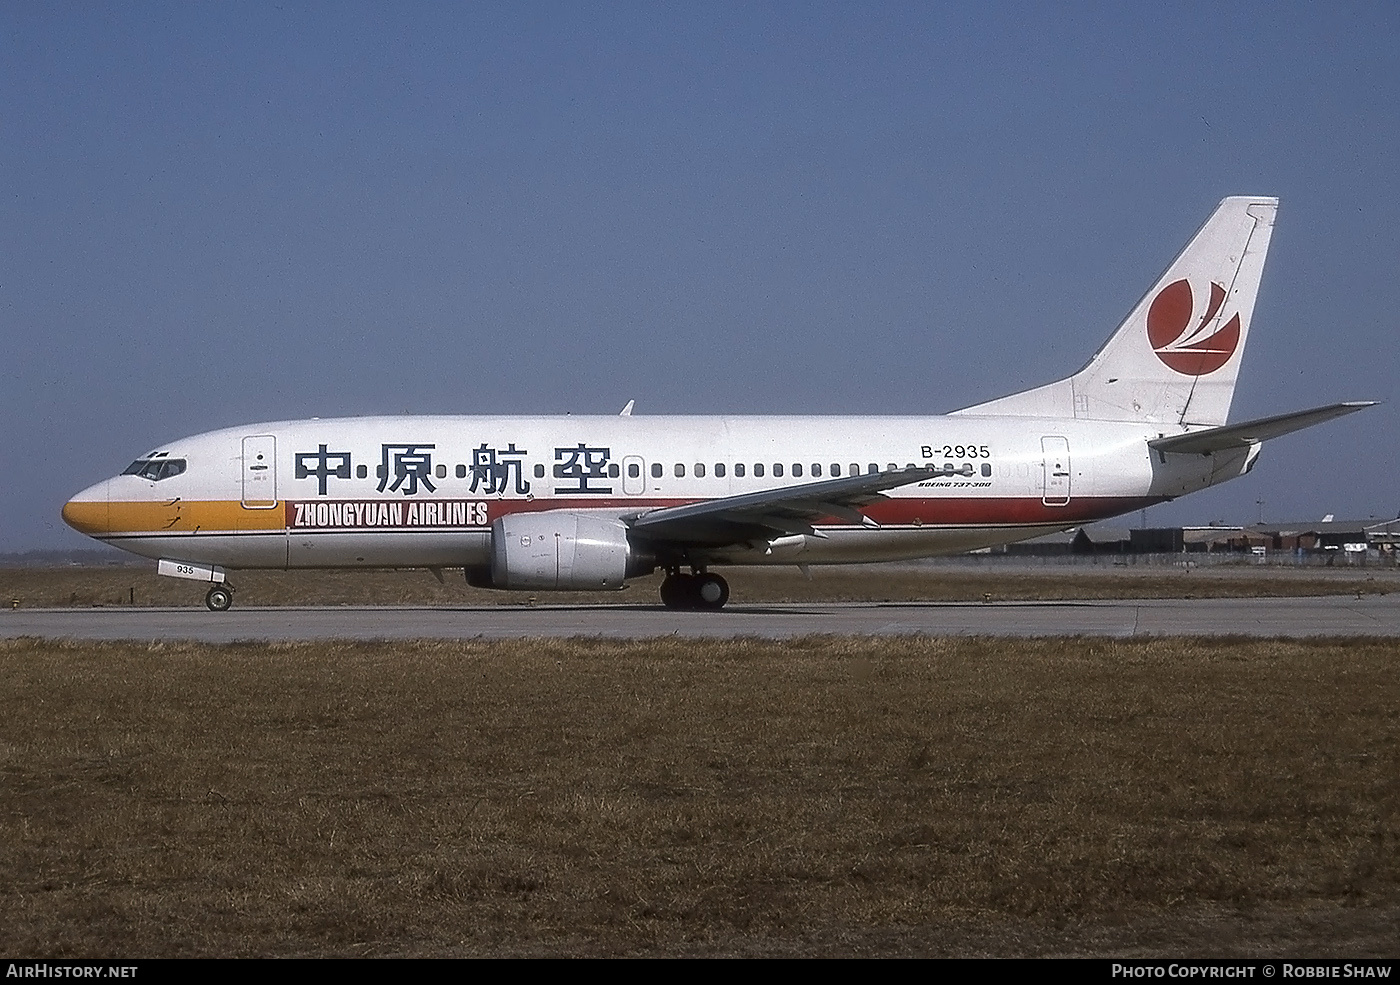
{"left": 205, "top": 585, "right": 234, "bottom": 612}
{"left": 659, "top": 570, "right": 730, "bottom": 610}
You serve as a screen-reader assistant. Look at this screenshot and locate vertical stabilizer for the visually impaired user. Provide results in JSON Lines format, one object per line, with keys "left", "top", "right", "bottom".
{"left": 953, "top": 196, "right": 1277, "bottom": 426}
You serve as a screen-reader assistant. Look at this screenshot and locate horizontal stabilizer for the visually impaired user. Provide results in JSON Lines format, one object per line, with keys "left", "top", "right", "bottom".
{"left": 1148, "top": 402, "right": 1376, "bottom": 455}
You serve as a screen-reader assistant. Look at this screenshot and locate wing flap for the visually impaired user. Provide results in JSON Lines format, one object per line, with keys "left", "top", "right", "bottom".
{"left": 629, "top": 466, "right": 937, "bottom": 545}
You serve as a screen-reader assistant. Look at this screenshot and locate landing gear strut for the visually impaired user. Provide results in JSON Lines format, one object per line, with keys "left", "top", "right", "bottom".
{"left": 660, "top": 570, "right": 729, "bottom": 610}
{"left": 205, "top": 585, "right": 234, "bottom": 611}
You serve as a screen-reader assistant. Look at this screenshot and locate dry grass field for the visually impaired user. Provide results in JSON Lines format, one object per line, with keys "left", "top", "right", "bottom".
{"left": 3, "top": 635, "right": 1397, "bottom": 957}
{"left": 2, "top": 561, "right": 1396, "bottom": 610}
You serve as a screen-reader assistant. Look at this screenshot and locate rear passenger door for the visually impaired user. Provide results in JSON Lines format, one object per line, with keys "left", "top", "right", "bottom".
{"left": 1041, "top": 436, "right": 1071, "bottom": 506}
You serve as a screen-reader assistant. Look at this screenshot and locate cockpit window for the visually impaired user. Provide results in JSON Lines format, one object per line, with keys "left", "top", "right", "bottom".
{"left": 122, "top": 459, "right": 187, "bottom": 481}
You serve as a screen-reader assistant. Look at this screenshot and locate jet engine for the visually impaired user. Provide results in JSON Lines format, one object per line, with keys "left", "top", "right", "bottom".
{"left": 468, "top": 511, "right": 654, "bottom": 590}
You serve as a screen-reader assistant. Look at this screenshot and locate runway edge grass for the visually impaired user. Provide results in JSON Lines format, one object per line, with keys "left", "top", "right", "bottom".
{"left": 2, "top": 635, "right": 1397, "bottom": 956}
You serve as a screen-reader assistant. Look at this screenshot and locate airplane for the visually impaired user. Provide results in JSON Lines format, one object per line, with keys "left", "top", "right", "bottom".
{"left": 62, "top": 196, "right": 1373, "bottom": 611}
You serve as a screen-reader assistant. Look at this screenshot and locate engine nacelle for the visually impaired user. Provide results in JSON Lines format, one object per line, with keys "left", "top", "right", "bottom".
{"left": 488, "top": 511, "right": 652, "bottom": 590}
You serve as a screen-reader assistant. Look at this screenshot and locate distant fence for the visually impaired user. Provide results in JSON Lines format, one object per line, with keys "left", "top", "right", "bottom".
{"left": 931, "top": 550, "right": 1398, "bottom": 570}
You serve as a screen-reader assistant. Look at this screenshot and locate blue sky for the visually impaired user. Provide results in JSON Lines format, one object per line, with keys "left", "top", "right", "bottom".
{"left": 3, "top": 2, "right": 1397, "bottom": 550}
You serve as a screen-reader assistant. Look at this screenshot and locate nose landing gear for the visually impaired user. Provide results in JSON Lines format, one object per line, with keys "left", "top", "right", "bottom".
{"left": 659, "top": 570, "right": 729, "bottom": 610}
{"left": 205, "top": 585, "right": 234, "bottom": 611}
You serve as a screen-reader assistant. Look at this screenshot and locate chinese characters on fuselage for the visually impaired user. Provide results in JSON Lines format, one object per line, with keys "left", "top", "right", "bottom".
{"left": 378, "top": 444, "right": 436, "bottom": 495}
{"left": 471, "top": 443, "right": 530, "bottom": 495}
{"left": 291, "top": 442, "right": 618, "bottom": 498}
{"left": 553, "top": 444, "right": 613, "bottom": 494}
{"left": 294, "top": 444, "right": 352, "bottom": 496}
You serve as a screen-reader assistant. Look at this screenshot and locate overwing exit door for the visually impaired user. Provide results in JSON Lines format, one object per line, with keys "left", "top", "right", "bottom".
{"left": 622, "top": 456, "right": 646, "bottom": 495}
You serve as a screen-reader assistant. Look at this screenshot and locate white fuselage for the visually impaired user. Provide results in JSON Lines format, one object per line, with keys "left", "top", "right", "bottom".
{"left": 62, "top": 413, "right": 1252, "bottom": 571}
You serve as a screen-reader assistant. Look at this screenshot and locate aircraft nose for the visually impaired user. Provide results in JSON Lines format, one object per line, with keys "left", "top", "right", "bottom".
{"left": 62, "top": 479, "right": 111, "bottom": 536}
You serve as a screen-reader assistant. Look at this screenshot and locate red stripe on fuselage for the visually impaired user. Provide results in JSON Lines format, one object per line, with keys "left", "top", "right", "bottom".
{"left": 280, "top": 495, "right": 1163, "bottom": 530}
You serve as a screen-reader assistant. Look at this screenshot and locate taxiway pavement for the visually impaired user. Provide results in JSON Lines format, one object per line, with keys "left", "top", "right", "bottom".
{"left": 3, "top": 594, "right": 1398, "bottom": 642}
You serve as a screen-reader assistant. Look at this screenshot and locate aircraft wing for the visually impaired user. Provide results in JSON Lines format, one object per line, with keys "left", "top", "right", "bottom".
{"left": 1149, "top": 402, "right": 1376, "bottom": 455}
{"left": 627, "top": 466, "right": 940, "bottom": 546}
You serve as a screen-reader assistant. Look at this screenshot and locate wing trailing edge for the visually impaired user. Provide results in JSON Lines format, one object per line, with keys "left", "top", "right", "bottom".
{"left": 628, "top": 466, "right": 939, "bottom": 545}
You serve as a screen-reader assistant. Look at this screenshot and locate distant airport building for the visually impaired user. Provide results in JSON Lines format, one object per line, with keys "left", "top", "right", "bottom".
{"left": 1002, "top": 518, "right": 1398, "bottom": 562}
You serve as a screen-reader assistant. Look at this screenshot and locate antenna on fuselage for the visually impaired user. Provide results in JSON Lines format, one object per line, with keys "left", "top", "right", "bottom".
{"left": 619, "top": 399, "right": 635, "bottom": 417}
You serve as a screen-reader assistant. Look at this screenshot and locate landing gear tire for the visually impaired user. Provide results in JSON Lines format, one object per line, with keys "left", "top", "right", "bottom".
{"left": 694, "top": 573, "right": 729, "bottom": 610}
{"left": 205, "top": 585, "right": 233, "bottom": 612}
{"left": 660, "top": 572, "right": 729, "bottom": 610}
{"left": 660, "top": 574, "right": 695, "bottom": 609}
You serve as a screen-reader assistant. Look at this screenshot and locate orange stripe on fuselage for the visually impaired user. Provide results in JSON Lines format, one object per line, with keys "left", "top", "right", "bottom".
{"left": 63, "top": 500, "right": 286, "bottom": 536}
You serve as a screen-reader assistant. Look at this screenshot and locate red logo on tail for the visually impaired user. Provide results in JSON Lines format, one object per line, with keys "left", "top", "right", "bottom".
{"left": 1147, "top": 279, "right": 1240, "bottom": 376}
